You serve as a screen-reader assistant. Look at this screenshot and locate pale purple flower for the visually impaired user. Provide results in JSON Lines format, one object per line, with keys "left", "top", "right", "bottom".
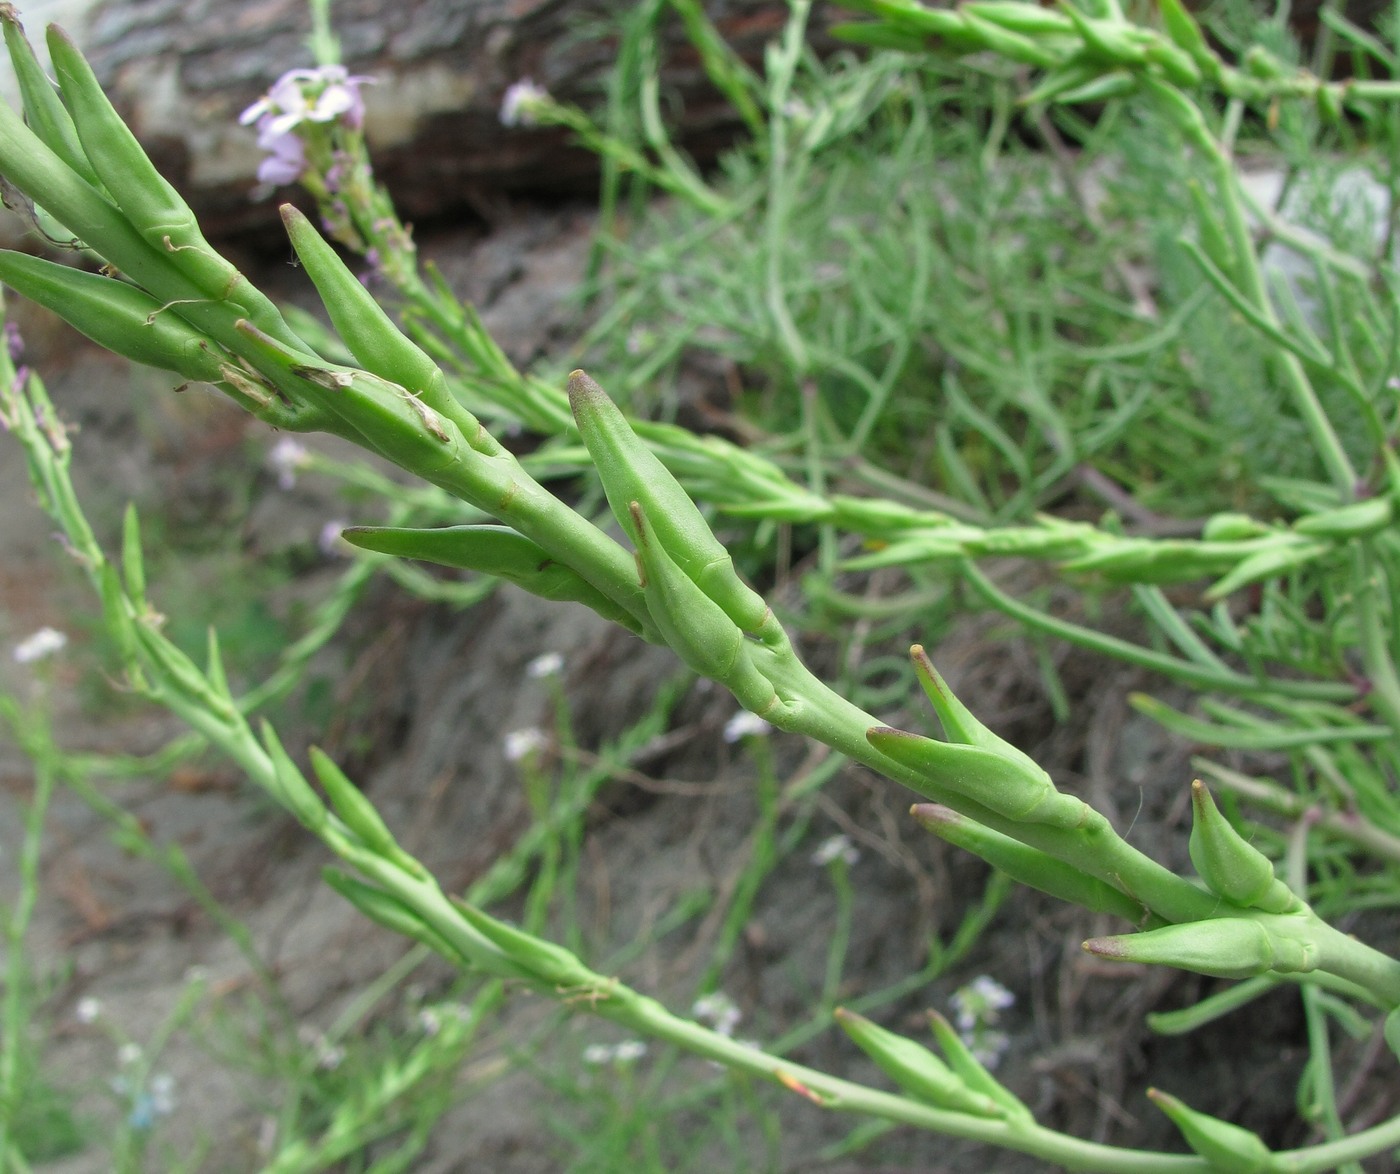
{"left": 240, "top": 65, "right": 372, "bottom": 136}
{"left": 252, "top": 121, "right": 307, "bottom": 185}
{"left": 4, "top": 320, "right": 23, "bottom": 361}
{"left": 241, "top": 65, "right": 373, "bottom": 185}
{"left": 266, "top": 437, "right": 309, "bottom": 490}
{"left": 500, "top": 78, "right": 549, "bottom": 127}
{"left": 318, "top": 519, "right": 350, "bottom": 557}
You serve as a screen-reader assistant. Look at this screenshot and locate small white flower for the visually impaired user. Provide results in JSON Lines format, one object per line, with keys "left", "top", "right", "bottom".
{"left": 503, "top": 727, "right": 549, "bottom": 763}
{"left": 266, "top": 437, "right": 309, "bottom": 490}
{"left": 810, "top": 834, "right": 860, "bottom": 868}
{"left": 613, "top": 1039, "right": 647, "bottom": 1062}
{"left": 418, "top": 1007, "right": 442, "bottom": 1037}
{"left": 500, "top": 78, "right": 550, "bottom": 127}
{"left": 526, "top": 651, "right": 564, "bottom": 679}
{"left": 582, "top": 1039, "right": 647, "bottom": 1065}
{"left": 722, "top": 711, "right": 771, "bottom": 743}
{"left": 183, "top": 965, "right": 210, "bottom": 985}
{"left": 13, "top": 626, "right": 66, "bottom": 664}
{"left": 968, "top": 1029, "right": 1011, "bottom": 1070}
{"left": 949, "top": 975, "right": 1015, "bottom": 1069}
{"left": 118, "top": 1042, "right": 143, "bottom": 1067}
{"left": 75, "top": 997, "right": 102, "bottom": 1024}
{"left": 692, "top": 991, "right": 742, "bottom": 1037}
{"left": 316, "top": 1042, "right": 345, "bottom": 1071}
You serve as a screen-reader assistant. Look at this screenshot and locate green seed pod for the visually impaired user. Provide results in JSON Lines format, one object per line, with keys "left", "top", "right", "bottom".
{"left": 280, "top": 205, "right": 485, "bottom": 446}
{"left": 1, "top": 12, "right": 101, "bottom": 187}
{"left": 259, "top": 720, "right": 328, "bottom": 834}
{"left": 343, "top": 524, "right": 644, "bottom": 635}
{"left": 1157, "top": 0, "right": 1212, "bottom": 65}
{"left": 1022, "top": 61, "right": 1106, "bottom": 107}
{"left": 959, "top": 9, "right": 1060, "bottom": 66}
{"left": 1243, "top": 44, "right": 1288, "bottom": 80}
{"left": 829, "top": 21, "right": 931, "bottom": 52}
{"left": 1051, "top": 70, "right": 1140, "bottom": 106}
{"left": 232, "top": 318, "right": 468, "bottom": 476}
{"left": 860, "top": 0, "right": 968, "bottom": 38}
{"left": 1083, "top": 918, "right": 1316, "bottom": 980}
{"left": 1292, "top": 495, "right": 1393, "bottom": 538}
{"left": 868, "top": 726, "right": 1088, "bottom": 830}
{"left": 834, "top": 1008, "right": 1006, "bottom": 1117}
{"left": 0, "top": 249, "right": 228, "bottom": 382}
{"left": 1203, "top": 512, "right": 1271, "bottom": 542}
{"left": 961, "top": 2, "right": 1073, "bottom": 36}
{"left": 1316, "top": 83, "right": 1343, "bottom": 123}
{"left": 98, "top": 561, "right": 142, "bottom": 685}
{"left": 1141, "top": 38, "right": 1202, "bottom": 87}
{"left": 911, "top": 803, "right": 1148, "bottom": 922}
{"left": 1058, "top": 4, "right": 1148, "bottom": 67}
{"left": 1204, "top": 540, "right": 1330, "bottom": 601}
{"left": 0, "top": 76, "right": 188, "bottom": 294}
{"left": 1385, "top": 1007, "right": 1400, "bottom": 1064}
{"left": 309, "top": 745, "right": 428, "bottom": 879}
{"left": 120, "top": 502, "right": 147, "bottom": 607}
{"left": 450, "top": 897, "right": 597, "bottom": 989}
{"left": 925, "top": 1011, "right": 1032, "bottom": 1123}
{"left": 1147, "top": 1089, "right": 1274, "bottom": 1174}
{"left": 204, "top": 627, "right": 231, "bottom": 706}
{"left": 1188, "top": 781, "right": 1298, "bottom": 913}
{"left": 321, "top": 868, "right": 462, "bottom": 960}
{"left": 630, "top": 501, "right": 778, "bottom": 713}
{"left": 569, "top": 370, "right": 771, "bottom": 635}
{"left": 45, "top": 26, "right": 302, "bottom": 349}
{"left": 908, "top": 647, "right": 1047, "bottom": 785}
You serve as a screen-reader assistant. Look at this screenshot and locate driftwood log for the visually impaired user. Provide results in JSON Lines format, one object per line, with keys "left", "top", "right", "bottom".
{"left": 18, "top": 0, "right": 800, "bottom": 241}
{"left": 7, "top": 0, "right": 1388, "bottom": 243}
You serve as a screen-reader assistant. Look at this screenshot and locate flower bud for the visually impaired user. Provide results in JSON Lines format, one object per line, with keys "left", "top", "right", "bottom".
{"left": 1188, "top": 780, "right": 1297, "bottom": 913}
{"left": 1083, "top": 918, "right": 1316, "bottom": 980}
{"left": 833, "top": 1009, "right": 1005, "bottom": 1118}
{"left": 1148, "top": 1088, "right": 1274, "bottom": 1173}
